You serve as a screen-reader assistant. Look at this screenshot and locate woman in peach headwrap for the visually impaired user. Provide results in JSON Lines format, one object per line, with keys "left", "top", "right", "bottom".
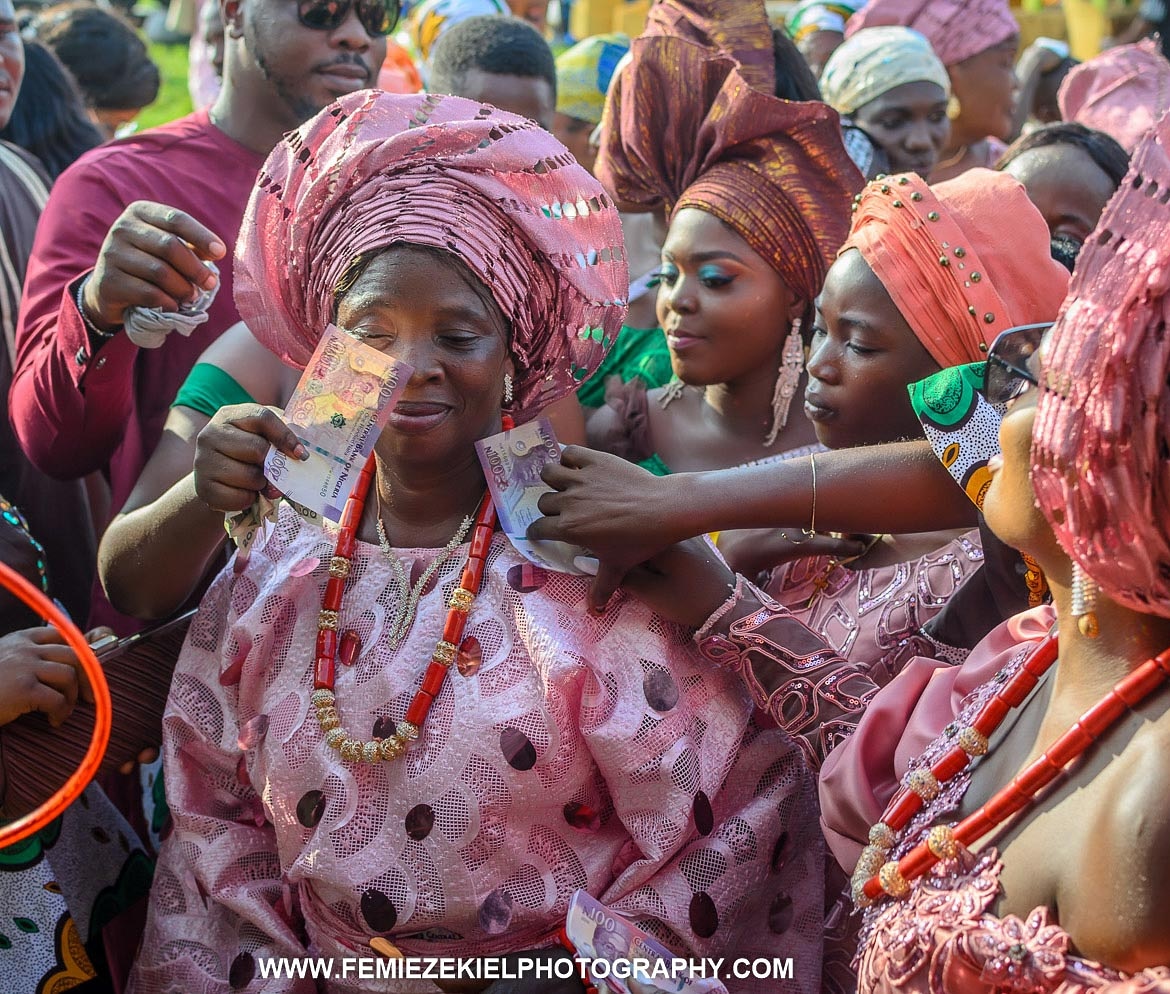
{"left": 752, "top": 168, "right": 1069, "bottom": 687}
{"left": 590, "top": 0, "right": 862, "bottom": 481}
{"left": 817, "top": 113, "right": 1170, "bottom": 993}
{"left": 846, "top": 0, "right": 1020, "bottom": 179}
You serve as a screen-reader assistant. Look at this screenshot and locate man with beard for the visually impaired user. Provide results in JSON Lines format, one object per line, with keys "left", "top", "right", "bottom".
{"left": 10, "top": 0, "right": 391, "bottom": 632}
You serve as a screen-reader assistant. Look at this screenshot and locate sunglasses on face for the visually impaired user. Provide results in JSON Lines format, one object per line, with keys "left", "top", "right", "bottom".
{"left": 984, "top": 323, "right": 1052, "bottom": 405}
{"left": 296, "top": 0, "right": 400, "bottom": 36}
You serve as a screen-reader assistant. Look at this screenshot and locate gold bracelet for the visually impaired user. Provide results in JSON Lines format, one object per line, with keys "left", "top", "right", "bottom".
{"left": 802, "top": 453, "right": 817, "bottom": 537}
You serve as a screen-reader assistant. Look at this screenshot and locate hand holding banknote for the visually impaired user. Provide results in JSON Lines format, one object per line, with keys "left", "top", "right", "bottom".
{"left": 194, "top": 404, "right": 308, "bottom": 513}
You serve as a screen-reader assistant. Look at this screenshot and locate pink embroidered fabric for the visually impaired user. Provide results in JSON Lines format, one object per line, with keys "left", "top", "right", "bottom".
{"left": 764, "top": 530, "right": 984, "bottom": 688}
{"left": 819, "top": 606, "right": 1170, "bottom": 993}
{"left": 128, "top": 509, "right": 828, "bottom": 994}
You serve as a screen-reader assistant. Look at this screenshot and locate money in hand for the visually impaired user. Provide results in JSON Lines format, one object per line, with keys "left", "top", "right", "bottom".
{"left": 475, "top": 417, "right": 597, "bottom": 576}
{"left": 264, "top": 325, "right": 413, "bottom": 521}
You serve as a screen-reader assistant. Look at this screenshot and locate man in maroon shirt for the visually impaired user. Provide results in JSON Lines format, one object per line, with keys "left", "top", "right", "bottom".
{"left": 11, "top": 0, "right": 389, "bottom": 630}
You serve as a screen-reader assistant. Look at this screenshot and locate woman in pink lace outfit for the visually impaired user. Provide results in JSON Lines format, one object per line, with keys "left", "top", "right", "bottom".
{"left": 125, "top": 91, "right": 882, "bottom": 994}
{"left": 815, "top": 114, "right": 1170, "bottom": 992}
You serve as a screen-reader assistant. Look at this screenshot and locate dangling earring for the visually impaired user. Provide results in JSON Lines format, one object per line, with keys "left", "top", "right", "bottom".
{"left": 1071, "top": 562, "right": 1100, "bottom": 638}
{"left": 946, "top": 95, "right": 962, "bottom": 121}
{"left": 503, "top": 373, "right": 513, "bottom": 406}
{"left": 764, "top": 322, "right": 805, "bottom": 447}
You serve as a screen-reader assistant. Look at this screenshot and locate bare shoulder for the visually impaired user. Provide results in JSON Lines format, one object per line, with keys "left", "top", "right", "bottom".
{"left": 195, "top": 321, "right": 293, "bottom": 407}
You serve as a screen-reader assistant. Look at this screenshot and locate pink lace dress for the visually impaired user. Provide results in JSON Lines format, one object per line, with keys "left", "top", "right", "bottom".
{"left": 819, "top": 607, "right": 1170, "bottom": 994}
{"left": 127, "top": 508, "right": 831, "bottom": 994}
{"left": 764, "top": 530, "right": 984, "bottom": 687}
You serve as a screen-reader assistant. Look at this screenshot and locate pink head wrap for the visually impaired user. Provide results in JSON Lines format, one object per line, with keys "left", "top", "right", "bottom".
{"left": 1057, "top": 39, "right": 1170, "bottom": 153}
{"left": 1031, "top": 113, "right": 1170, "bottom": 618}
{"left": 840, "top": 169, "right": 1069, "bottom": 369}
{"left": 845, "top": 0, "right": 1017, "bottom": 66}
{"left": 234, "top": 90, "right": 628, "bottom": 421}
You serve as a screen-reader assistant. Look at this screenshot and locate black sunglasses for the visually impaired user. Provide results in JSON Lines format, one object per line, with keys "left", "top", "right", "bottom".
{"left": 984, "top": 323, "right": 1052, "bottom": 405}
{"left": 296, "top": 0, "right": 400, "bottom": 36}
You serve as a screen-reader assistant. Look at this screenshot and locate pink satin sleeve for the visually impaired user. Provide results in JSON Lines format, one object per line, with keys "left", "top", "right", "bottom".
{"left": 817, "top": 605, "right": 1057, "bottom": 874}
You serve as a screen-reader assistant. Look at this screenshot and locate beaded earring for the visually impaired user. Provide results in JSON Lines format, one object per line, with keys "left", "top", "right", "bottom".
{"left": 946, "top": 95, "right": 962, "bottom": 121}
{"left": 764, "top": 323, "right": 805, "bottom": 447}
{"left": 503, "top": 373, "right": 513, "bottom": 405}
{"left": 1071, "top": 561, "right": 1100, "bottom": 638}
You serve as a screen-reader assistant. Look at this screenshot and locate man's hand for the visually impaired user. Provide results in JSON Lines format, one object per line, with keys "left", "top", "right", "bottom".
{"left": 82, "top": 201, "right": 226, "bottom": 331}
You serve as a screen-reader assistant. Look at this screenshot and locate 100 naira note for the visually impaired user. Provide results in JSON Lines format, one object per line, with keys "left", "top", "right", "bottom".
{"left": 264, "top": 325, "right": 413, "bottom": 521}
{"left": 476, "top": 417, "right": 597, "bottom": 576}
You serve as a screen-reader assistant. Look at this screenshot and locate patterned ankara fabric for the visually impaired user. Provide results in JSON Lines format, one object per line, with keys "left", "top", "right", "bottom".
{"left": 840, "top": 170, "right": 1069, "bottom": 369}
{"left": 819, "top": 606, "right": 1170, "bottom": 994}
{"left": 407, "top": 0, "right": 507, "bottom": 72}
{"left": 598, "top": 32, "right": 861, "bottom": 305}
{"left": 1057, "top": 39, "right": 1170, "bottom": 153}
{"left": 820, "top": 26, "right": 949, "bottom": 115}
{"left": 909, "top": 362, "right": 1006, "bottom": 509}
{"left": 1032, "top": 111, "right": 1170, "bottom": 618}
{"left": 234, "top": 90, "right": 628, "bottom": 423}
{"left": 555, "top": 34, "right": 630, "bottom": 125}
{"left": 764, "top": 529, "right": 984, "bottom": 687}
{"left": 844, "top": 0, "right": 1018, "bottom": 67}
{"left": 127, "top": 509, "right": 828, "bottom": 994}
{"left": 785, "top": 0, "right": 864, "bottom": 42}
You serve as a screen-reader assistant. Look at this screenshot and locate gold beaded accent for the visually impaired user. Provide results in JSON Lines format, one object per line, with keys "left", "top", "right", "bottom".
{"left": 926, "top": 825, "right": 959, "bottom": 861}
{"left": 380, "top": 736, "right": 407, "bottom": 761}
{"left": 324, "top": 727, "right": 347, "bottom": 749}
{"left": 878, "top": 861, "right": 910, "bottom": 898}
{"left": 311, "top": 688, "right": 336, "bottom": 708}
{"left": 957, "top": 726, "right": 989, "bottom": 756}
{"left": 854, "top": 844, "right": 886, "bottom": 880}
{"left": 398, "top": 721, "right": 420, "bottom": 741}
{"left": 433, "top": 641, "right": 458, "bottom": 666}
{"left": 905, "top": 768, "right": 941, "bottom": 801}
{"left": 317, "top": 709, "right": 341, "bottom": 732}
{"left": 361, "top": 741, "right": 382, "bottom": 764}
{"left": 868, "top": 821, "right": 897, "bottom": 849}
{"left": 340, "top": 738, "right": 363, "bottom": 762}
{"left": 328, "top": 556, "right": 351, "bottom": 578}
{"left": 319, "top": 609, "right": 340, "bottom": 631}
{"left": 449, "top": 587, "right": 474, "bottom": 613}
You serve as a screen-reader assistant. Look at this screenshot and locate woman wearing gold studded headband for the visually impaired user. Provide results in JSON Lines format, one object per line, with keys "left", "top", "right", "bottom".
{"left": 817, "top": 114, "right": 1170, "bottom": 992}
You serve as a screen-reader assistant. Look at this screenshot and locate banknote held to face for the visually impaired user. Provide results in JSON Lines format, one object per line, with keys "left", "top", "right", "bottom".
{"left": 263, "top": 325, "right": 414, "bottom": 521}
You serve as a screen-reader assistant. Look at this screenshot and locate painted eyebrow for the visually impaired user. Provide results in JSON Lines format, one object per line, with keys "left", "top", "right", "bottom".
{"left": 660, "top": 250, "right": 745, "bottom": 264}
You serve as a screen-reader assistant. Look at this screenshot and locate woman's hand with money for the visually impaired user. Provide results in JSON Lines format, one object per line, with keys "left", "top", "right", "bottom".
{"left": 193, "top": 405, "right": 308, "bottom": 512}
{"left": 617, "top": 538, "right": 738, "bottom": 631}
{"left": 533, "top": 447, "right": 699, "bottom": 611}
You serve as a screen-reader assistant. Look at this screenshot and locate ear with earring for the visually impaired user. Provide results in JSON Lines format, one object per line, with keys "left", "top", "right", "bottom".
{"left": 1071, "top": 562, "right": 1100, "bottom": 638}
{"left": 503, "top": 373, "right": 513, "bottom": 406}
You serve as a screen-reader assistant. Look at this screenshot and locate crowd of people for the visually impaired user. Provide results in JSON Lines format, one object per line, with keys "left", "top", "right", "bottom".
{"left": 1, "top": 0, "right": 1169, "bottom": 992}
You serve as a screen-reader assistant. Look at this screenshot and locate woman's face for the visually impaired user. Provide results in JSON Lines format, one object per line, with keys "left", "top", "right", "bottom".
{"left": 335, "top": 246, "right": 513, "bottom": 467}
{"left": 656, "top": 207, "right": 800, "bottom": 386}
{"left": 980, "top": 337, "right": 1065, "bottom": 566}
{"left": 949, "top": 36, "right": 1019, "bottom": 142}
{"left": 1002, "top": 144, "right": 1117, "bottom": 251}
{"left": 553, "top": 112, "right": 597, "bottom": 173}
{"left": 852, "top": 80, "right": 950, "bottom": 176}
{"left": 805, "top": 249, "right": 939, "bottom": 448}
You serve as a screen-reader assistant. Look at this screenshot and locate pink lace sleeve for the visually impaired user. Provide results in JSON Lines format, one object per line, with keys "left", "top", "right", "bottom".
{"left": 128, "top": 570, "right": 315, "bottom": 994}
{"left": 694, "top": 577, "right": 881, "bottom": 771}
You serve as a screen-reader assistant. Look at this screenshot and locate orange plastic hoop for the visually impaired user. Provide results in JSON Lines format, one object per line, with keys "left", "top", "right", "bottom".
{"left": 0, "top": 560, "right": 112, "bottom": 848}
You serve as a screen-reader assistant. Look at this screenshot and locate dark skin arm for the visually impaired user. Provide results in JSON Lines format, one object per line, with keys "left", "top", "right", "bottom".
{"left": 531, "top": 440, "right": 974, "bottom": 609}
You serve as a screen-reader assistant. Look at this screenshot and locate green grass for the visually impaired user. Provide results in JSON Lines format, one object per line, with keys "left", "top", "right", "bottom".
{"left": 138, "top": 41, "right": 195, "bottom": 131}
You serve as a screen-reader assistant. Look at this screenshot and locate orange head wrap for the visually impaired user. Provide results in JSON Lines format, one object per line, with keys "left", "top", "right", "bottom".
{"left": 839, "top": 169, "right": 1069, "bottom": 367}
